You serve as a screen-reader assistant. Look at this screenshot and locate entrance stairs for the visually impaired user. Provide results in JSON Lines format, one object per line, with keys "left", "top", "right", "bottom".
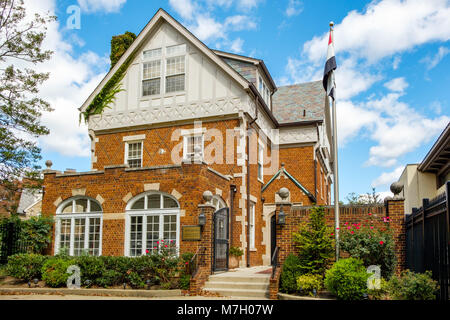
{"left": 203, "top": 266, "right": 271, "bottom": 299}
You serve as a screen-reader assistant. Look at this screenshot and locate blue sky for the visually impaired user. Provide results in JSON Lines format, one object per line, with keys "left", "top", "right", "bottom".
{"left": 29, "top": 0, "right": 450, "bottom": 202}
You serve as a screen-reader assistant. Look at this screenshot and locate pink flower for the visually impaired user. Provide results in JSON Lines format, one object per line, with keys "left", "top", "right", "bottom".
{"left": 379, "top": 241, "right": 384, "bottom": 245}
{"left": 347, "top": 226, "right": 351, "bottom": 230}
{"left": 145, "top": 249, "right": 149, "bottom": 254}
{"left": 344, "top": 222, "right": 348, "bottom": 226}
{"left": 351, "top": 231, "right": 355, "bottom": 234}
{"left": 336, "top": 227, "right": 340, "bottom": 230}
{"left": 370, "top": 226, "right": 374, "bottom": 229}
{"left": 330, "top": 233, "right": 334, "bottom": 236}
{"left": 185, "top": 262, "right": 189, "bottom": 265}
{"left": 165, "top": 245, "right": 168, "bottom": 248}
{"left": 156, "top": 241, "right": 159, "bottom": 244}
{"left": 356, "top": 226, "right": 360, "bottom": 230}
{"left": 368, "top": 213, "right": 372, "bottom": 216}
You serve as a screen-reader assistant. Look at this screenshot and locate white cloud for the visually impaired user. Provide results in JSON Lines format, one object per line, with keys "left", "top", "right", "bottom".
{"left": 392, "top": 56, "right": 401, "bottom": 70}
{"left": 22, "top": 0, "right": 109, "bottom": 158}
{"left": 384, "top": 77, "right": 408, "bottom": 93}
{"left": 168, "top": 0, "right": 196, "bottom": 20}
{"left": 230, "top": 38, "right": 244, "bottom": 53}
{"left": 420, "top": 46, "right": 450, "bottom": 70}
{"left": 303, "top": 0, "right": 450, "bottom": 65}
{"left": 224, "top": 15, "right": 257, "bottom": 31}
{"left": 189, "top": 15, "right": 225, "bottom": 41}
{"left": 77, "top": 0, "right": 126, "bottom": 13}
{"left": 372, "top": 166, "right": 404, "bottom": 188}
{"left": 286, "top": 0, "right": 303, "bottom": 17}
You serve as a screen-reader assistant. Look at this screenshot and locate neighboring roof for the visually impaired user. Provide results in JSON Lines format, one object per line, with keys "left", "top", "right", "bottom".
{"left": 272, "top": 81, "right": 325, "bottom": 123}
{"left": 418, "top": 122, "right": 450, "bottom": 173}
{"left": 261, "top": 167, "right": 316, "bottom": 203}
{"left": 17, "top": 188, "right": 42, "bottom": 215}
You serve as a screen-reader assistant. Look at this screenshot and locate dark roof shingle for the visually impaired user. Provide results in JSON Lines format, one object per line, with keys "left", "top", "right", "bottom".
{"left": 272, "top": 81, "right": 325, "bottom": 123}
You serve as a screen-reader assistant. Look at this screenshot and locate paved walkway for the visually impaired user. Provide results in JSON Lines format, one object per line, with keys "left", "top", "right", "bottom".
{"left": 213, "top": 266, "right": 272, "bottom": 277}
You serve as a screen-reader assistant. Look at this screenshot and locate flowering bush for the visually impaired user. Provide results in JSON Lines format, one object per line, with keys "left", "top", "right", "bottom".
{"left": 339, "top": 214, "right": 396, "bottom": 279}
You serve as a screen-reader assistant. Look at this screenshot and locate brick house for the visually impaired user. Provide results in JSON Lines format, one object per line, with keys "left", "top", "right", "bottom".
{"left": 41, "top": 8, "right": 333, "bottom": 271}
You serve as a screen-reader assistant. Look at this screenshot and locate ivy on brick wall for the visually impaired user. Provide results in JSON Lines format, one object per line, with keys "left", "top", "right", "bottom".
{"left": 80, "top": 32, "right": 137, "bottom": 124}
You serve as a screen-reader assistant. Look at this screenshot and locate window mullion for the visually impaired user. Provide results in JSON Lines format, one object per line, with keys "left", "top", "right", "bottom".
{"left": 70, "top": 217, "right": 75, "bottom": 256}
{"left": 142, "top": 215, "right": 147, "bottom": 255}
{"left": 84, "top": 217, "right": 89, "bottom": 253}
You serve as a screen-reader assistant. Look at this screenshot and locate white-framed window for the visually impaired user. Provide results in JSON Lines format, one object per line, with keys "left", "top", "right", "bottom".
{"left": 249, "top": 202, "right": 255, "bottom": 249}
{"left": 125, "top": 141, "right": 143, "bottom": 168}
{"left": 55, "top": 197, "right": 103, "bottom": 256}
{"left": 183, "top": 134, "right": 204, "bottom": 161}
{"left": 125, "top": 192, "right": 180, "bottom": 257}
{"left": 141, "top": 44, "right": 186, "bottom": 97}
{"left": 142, "top": 48, "right": 162, "bottom": 97}
{"left": 258, "top": 142, "right": 264, "bottom": 182}
{"left": 258, "top": 75, "right": 271, "bottom": 106}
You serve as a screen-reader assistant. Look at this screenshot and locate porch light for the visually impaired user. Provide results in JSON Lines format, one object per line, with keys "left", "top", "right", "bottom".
{"left": 198, "top": 209, "right": 206, "bottom": 226}
{"left": 278, "top": 206, "right": 286, "bottom": 225}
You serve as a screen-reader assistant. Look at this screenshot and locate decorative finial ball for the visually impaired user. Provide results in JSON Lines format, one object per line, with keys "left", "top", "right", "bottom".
{"left": 281, "top": 163, "right": 285, "bottom": 167}
{"left": 390, "top": 182, "right": 404, "bottom": 196}
{"left": 278, "top": 187, "right": 290, "bottom": 200}
{"left": 329, "top": 21, "right": 334, "bottom": 27}
{"left": 45, "top": 160, "right": 53, "bottom": 169}
{"left": 203, "top": 190, "right": 213, "bottom": 203}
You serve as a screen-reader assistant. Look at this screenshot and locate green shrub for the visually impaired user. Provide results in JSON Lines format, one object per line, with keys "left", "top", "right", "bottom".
{"left": 292, "top": 206, "right": 334, "bottom": 276}
{"left": 387, "top": 270, "right": 438, "bottom": 300}
{"left": 6, "top": 253, "right": 48, "bottom": 281}
{"left": 75, "top": 255, "right": 106, "bottom": 284}
{"left": 179, "top": 274, "right": 191, "bottom": 290}
{"left": 229, "top": 247, "right": 244, "bottom": 257}
{"left": 339, "top": 218, "right": 396, "bottom": 279}
{"left": 96, "top": 270, "right": 122, "bottom": 288}
{"left": 126, "top": 271, "right": 144, "bottom": 289}
{"left": 324, "top": 258, "right": 370, "bottom": 300}
{"left": 280, "top": 254, "right": 302, "bottom": 293}
{"left": 297, "top": 274, "right": 323, "bottom": 297}
{"left": 41, "top": 258, "right": 76, "bottom": 288}
{"left": 368, "top": 278, "right": 389, "bottom": 300}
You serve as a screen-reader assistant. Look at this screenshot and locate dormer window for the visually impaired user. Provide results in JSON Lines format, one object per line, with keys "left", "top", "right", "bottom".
{"left": 258, "top": 76, "right": 270, "bottom": 106}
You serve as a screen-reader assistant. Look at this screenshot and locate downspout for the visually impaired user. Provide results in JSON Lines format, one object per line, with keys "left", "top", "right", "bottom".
{"left": 246, "top": 95, "right": 258, "bottom": 267}
{"left": 230, "top": 184, "right": 236, "bottom": 248}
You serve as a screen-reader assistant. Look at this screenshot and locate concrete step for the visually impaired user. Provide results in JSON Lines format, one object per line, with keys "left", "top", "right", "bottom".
{"left": 204, "top": 281, "right": 270, "bottom": 290}
{"left": 202, "top": 287, "right": 269, "bottom": 298}
{"left": 207, "top": 275, "right": 270, "bottom": 284}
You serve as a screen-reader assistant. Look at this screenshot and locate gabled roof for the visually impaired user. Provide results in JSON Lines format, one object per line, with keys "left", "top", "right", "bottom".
{"left": 261, "top": 167, "right": 316, "bottom": 203}
{"left": 272, "top": 81, "right": 325, "bottom": 123}
{"left": 79, "top": 8, "right": 250, "bottom": 113}
{"left": 17, "top": 188, "right": 42, "bottom": 215}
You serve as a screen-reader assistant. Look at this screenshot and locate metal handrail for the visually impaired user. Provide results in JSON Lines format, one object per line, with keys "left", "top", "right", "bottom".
{"left": 271, "top": 246, "right": 279, "bottom": 279}
{"left": 187, "top": 247, "right": 205, "bottom": 278}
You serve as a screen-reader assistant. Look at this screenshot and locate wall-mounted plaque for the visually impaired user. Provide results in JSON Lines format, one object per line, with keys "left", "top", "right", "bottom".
{"left": 182, "top": 226, "right": 202, "bottom": 241}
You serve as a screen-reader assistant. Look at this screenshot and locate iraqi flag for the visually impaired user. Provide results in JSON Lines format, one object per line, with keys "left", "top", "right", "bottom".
{"left": 323, "top": 29, "right": 337, "bottom": 100}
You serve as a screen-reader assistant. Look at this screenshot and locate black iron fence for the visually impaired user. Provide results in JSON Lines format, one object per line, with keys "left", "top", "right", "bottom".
{"left": 405, "top": 181, "right": 450, "bottom": 300}
{"left": 0, "top": 222, "right": 31, "bottom": 264}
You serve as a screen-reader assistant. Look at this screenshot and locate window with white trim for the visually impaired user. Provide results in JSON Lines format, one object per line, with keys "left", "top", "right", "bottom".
{"left": 249, "top": 202, "right": 255, "bottom": 249}
{"left": 183, "top": 134, "right": 204, "bottom": 161}
{"left": 142, "top": 48, "right": 162, "bottom": 97}
{"left": 165, "top": 44, "right": 186, "bottom": 93}
{"left": 126, "top": 192, "right": 180, "bottom": 257}
{"left": 258, "top": 143, "right": 264, "bottom": 181}
{"left": 125, "top": 141, "right": 143, "bottom": 168}
{"left": 55, "top": 197, "right": 102, "bottom": 256}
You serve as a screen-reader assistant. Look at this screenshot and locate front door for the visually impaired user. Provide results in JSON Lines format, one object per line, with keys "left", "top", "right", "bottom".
{"left": 271, "top": 214, "right": 277, "bottom": 259}
{"left": 213, "top": 207, "right": 229, "bottom": 272}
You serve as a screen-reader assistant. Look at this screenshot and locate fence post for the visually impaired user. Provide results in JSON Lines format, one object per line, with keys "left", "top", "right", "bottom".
{"left": 422, "top": 198, "right": 429, "bottom": 272}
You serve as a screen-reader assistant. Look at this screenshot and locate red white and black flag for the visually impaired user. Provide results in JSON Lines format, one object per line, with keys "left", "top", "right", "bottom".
{"left": 323, "top": 28, "right": 337, "bottom": 100}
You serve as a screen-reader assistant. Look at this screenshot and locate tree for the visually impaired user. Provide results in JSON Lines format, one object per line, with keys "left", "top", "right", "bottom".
{"left": 345, "top": 188, "right": 383, "bottom": 205}
{"left": 292, "top": 206, "right": 335, "bottom": 276}
{"left": 0, "top": 0, "right": 55, "bottom": 201}
{"left": 110, "top": 31, "right": 136, "bottom": 68}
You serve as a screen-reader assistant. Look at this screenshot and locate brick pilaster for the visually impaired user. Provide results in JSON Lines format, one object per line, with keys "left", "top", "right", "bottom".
{"left": 386, "top": 199, "right": 406, "bottom": 275}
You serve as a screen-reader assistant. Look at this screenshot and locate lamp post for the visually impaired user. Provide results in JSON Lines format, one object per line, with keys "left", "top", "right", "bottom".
{"left": 277, "top": 188, "right": 289, "bottom": 225}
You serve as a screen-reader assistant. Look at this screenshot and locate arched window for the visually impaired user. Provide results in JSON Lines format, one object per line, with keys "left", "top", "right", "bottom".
{"left": 55, "top": 197, "right": 103, "bottom": 256}
{"left": 125, "top": 192, "right": 180, "bottom": 257}
{"left": 212, "top": 195, "right": 226, "bottom": 211}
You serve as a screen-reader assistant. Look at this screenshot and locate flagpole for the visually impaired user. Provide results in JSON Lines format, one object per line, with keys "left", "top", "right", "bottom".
{"left": 330, "top": 21, "right": 340, "bottom": 261}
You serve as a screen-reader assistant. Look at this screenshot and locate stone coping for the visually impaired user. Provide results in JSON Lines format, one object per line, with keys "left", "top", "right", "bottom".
{"left": 0, "top": 287, "right": 182, "bottom": 298}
